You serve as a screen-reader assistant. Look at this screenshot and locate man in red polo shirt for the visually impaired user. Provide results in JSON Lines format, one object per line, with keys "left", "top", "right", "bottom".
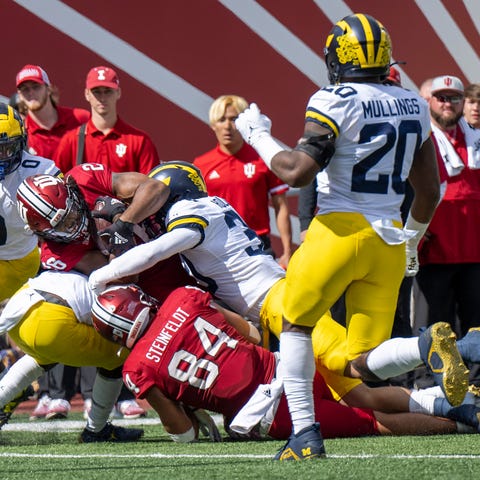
{"left": 16, "top": 64, "right": 90, "bottom": 161}
{"left": 54, "top": 66, "right": 159, "bottom": 174}
{"left": 194, "top": 95, "right": 293, "bottom": 269}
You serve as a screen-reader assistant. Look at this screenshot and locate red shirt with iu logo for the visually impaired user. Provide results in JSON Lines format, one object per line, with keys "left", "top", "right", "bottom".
{"left": 54, "top": 117, "right": 159, "bottom": 174}
{"left": 194, "top": 143, "right": 288, "bottom": 236}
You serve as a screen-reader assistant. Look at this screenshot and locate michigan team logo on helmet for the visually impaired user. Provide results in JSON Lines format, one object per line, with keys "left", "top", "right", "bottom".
{"left": 0, "top": 103, "right": 27, "bottom": 181}
{"left": 324, "top": 13, "right": 392, "bottom": 84}
{"left": 148, "top": 161, "right": 208, "bottom": 218}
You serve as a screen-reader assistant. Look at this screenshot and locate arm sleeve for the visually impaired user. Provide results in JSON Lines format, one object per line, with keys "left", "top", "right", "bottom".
{"left": 90, "top": 228, "right": 201, "bottom": 285}
{"left": 297, "top": 177, "right": 318, "bottom": 231}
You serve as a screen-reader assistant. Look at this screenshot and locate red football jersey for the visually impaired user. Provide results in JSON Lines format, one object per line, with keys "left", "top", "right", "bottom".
{"left": 123, "top": 286, "right": 277, "bottom": 422}
{"left": 40, "top": 163, "right": 113, "bottom": 271}
{"left": 194, "top": 143, "right": 288, "bottom": 236}
{"left": 40, "top": 163, "right": 193, "bottom": 299}
{"left": 25, "top": 106, "right": 90, "bottom": 161}
{"left": 54, "top": 117, "right": 159, "bottom": 174}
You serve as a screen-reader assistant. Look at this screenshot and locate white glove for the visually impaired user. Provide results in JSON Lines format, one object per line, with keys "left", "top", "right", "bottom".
{"left": 88, "top": 269, "right": 108, "bottom": 295}
{"left": 193, "top": 408, "right": 222, "bottom": 442}
{"left": 235, "top": 103, "right": 272, "bottom": 147}
{"left": 235, "top": 103, "right": 284, "bottom": 169}
{"left": 405, "top": 245, "right": 419, "bottom": 277}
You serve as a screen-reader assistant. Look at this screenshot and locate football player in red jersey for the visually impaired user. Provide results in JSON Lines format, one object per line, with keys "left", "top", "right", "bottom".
{"left": 16, "top": 163, "right": 194, "bottom": 302}
{"left": 13, "top": 164, "right": 194, "bottom": 438}
{"left": 91, "top": 284, "right": 460, "bottom": 445}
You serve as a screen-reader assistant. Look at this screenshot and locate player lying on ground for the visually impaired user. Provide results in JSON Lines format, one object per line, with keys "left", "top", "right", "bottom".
{"left": 91, "top": 283, "right": 480, "bottom": 442}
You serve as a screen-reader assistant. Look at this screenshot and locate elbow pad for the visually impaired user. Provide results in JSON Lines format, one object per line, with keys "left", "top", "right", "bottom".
{"left": 294, "top": 133, "right": 335, "bottom": 170}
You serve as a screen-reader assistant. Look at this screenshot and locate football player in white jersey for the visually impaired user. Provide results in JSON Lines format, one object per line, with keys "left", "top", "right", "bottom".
{"left": 235, "top": 13, "right": 467, "bottom": 460}
{"left": 0, "top": 103, "right": 60, "bottom": 301}
{"left": 0, "top": 269, "right": 144, "bottom": 442}
{"left": 88, "top": 161, "right": 286, "bottom": 322}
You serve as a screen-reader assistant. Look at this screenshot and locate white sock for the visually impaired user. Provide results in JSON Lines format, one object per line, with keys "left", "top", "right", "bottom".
{"left": 366, "top": 337, "right": 421, "bottom": 379}
{"left": 0, "top": 355, "right": 44, "bottom": 407}
{"left": 86, "top": 374, "right": 123, "bottom": 432}
{"left": 279, "top": 331, "right": 315, "bottom": 434}
{"left": 409, "top": 389, "right": 437, "bottom": 414}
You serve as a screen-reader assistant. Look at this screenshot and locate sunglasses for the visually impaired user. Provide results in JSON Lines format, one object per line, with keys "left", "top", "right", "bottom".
{"left": 433, "top": 94, "right": 464, "bottom": 104}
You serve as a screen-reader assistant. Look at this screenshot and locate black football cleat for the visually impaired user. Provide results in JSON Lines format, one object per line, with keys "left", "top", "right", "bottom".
{"left": 79, "top": 422, "right": 144, "bottom": 443}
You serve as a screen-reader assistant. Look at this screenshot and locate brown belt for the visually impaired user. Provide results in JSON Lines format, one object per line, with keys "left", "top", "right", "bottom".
{"left": 33, "top": 289, "right": 70, "bottom": 309}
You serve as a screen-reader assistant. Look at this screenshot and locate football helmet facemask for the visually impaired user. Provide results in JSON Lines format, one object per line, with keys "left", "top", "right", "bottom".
{"left": 324, "top": 13, "right": 392, "bottom": 84}
{"left": 0, "top": 103, "right": 26, "bottom": 181}
{"left": 16, "top": 174, "right": 91, "bottom": 243}
{"left": 91, "top": 284, "right": 160, "bottom": 348}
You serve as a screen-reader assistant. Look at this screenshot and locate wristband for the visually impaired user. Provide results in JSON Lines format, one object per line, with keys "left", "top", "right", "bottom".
{"left": 252, "top": 135, "right": 284, "bottom": 169}
{"left": 404, "top": 214, "right": 429, "bottom": 249}
{"left": 169, "top": 426, "right": 196, "bottom": 443}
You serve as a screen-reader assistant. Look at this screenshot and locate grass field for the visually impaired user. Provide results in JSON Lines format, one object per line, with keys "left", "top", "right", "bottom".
{"left": 1, "top": 412, "right": 480, "bottom": 480}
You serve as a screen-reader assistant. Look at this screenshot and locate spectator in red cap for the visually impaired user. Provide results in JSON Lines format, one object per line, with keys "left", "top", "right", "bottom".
{"left": 16, "top": 64, "right": 90, "bottom": 161}
{"left": 15, "top": 64, "right": 91, "bottom": 423}
{"left": 52, "top": 66, "right": 159, "bottom": 419}
{"left": 54, "top": 65, "right": 159, "bottom": 174}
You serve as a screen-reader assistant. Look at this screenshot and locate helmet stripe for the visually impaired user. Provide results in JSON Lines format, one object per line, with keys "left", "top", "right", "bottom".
{"left": 17, "top": 182, "right": 57, "bottom": 221}
{"left": 357, "top": 14, "right": 375, "bottom": 66}
{"left": 92, "top": 300, "right": 132, "bottom": 333}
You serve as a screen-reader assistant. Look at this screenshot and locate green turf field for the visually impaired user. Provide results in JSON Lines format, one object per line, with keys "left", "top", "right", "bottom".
{"left": 1, "top": 412, "right": 480, "bottom": 480}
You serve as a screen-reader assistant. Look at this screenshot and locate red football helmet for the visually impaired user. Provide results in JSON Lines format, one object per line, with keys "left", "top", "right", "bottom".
{"left": 16, "top": 174, "right": 91, "bottom": 243}
{"left": 91, "top": 284, "right": 160, "bottom": 348}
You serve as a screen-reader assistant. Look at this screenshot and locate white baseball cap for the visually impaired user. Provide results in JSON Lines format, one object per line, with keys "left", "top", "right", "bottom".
{"left": 430, "top": 75, "right": 464, "bottom": 95}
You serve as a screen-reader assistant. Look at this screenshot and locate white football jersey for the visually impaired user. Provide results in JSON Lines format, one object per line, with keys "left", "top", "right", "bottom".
{"left": 164, "top": 196, "right": 285, "bottom": 318}
{"left": 0, "top": 152, "right": 60, "bottom": 260}
{"left": 0, "top": 270, "right": 95, "bottom": 333}
{"left": 307, "top": 83, "right": 431, "bottom": 222}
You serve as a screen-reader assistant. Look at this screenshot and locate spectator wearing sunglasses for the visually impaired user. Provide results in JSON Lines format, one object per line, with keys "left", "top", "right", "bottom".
{"left": 416, "top": 75, "right": 480, "bottom": 388}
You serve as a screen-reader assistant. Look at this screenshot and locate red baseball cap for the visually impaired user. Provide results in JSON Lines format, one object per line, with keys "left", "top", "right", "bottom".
{"left": 16, "top": 64, "right": 51, "bottom": 88}
{"left": 86, "top": 66, "right": 120, "bottom": 90}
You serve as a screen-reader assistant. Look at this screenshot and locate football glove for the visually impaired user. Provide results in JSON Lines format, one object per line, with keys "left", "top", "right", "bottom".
{"left": 235, "top": 103, "right": 272, "bottom": 147}
{"left": 92, "top": 196, "right": 127, "bottom": 223}
{"left": 99, "top": 219, "right": 135, "bottom": 257}
{"left": 403, "top": 215, "right": 429, "bottom": 277}
{"left": 405, "top": 246, "right": 419, "bottom": 277}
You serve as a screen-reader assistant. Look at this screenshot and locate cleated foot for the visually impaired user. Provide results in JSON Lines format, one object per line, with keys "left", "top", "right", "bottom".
{"left": 446, "top": 403, "right": 480, "bottom": 432}
{"left": 457, "top": 327, "right": 480, "bottom": 364}
{"left": 79, "top": 422, "right": 144, "bottom": 443}
{"left": 274, "top": 423, "right": 326, "bottom": 461}
{"left": 419, "top": 322, "right": 469, "bottom": 406}
{"left": 0, "top": 384, "right": 35, "bottom": 429}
